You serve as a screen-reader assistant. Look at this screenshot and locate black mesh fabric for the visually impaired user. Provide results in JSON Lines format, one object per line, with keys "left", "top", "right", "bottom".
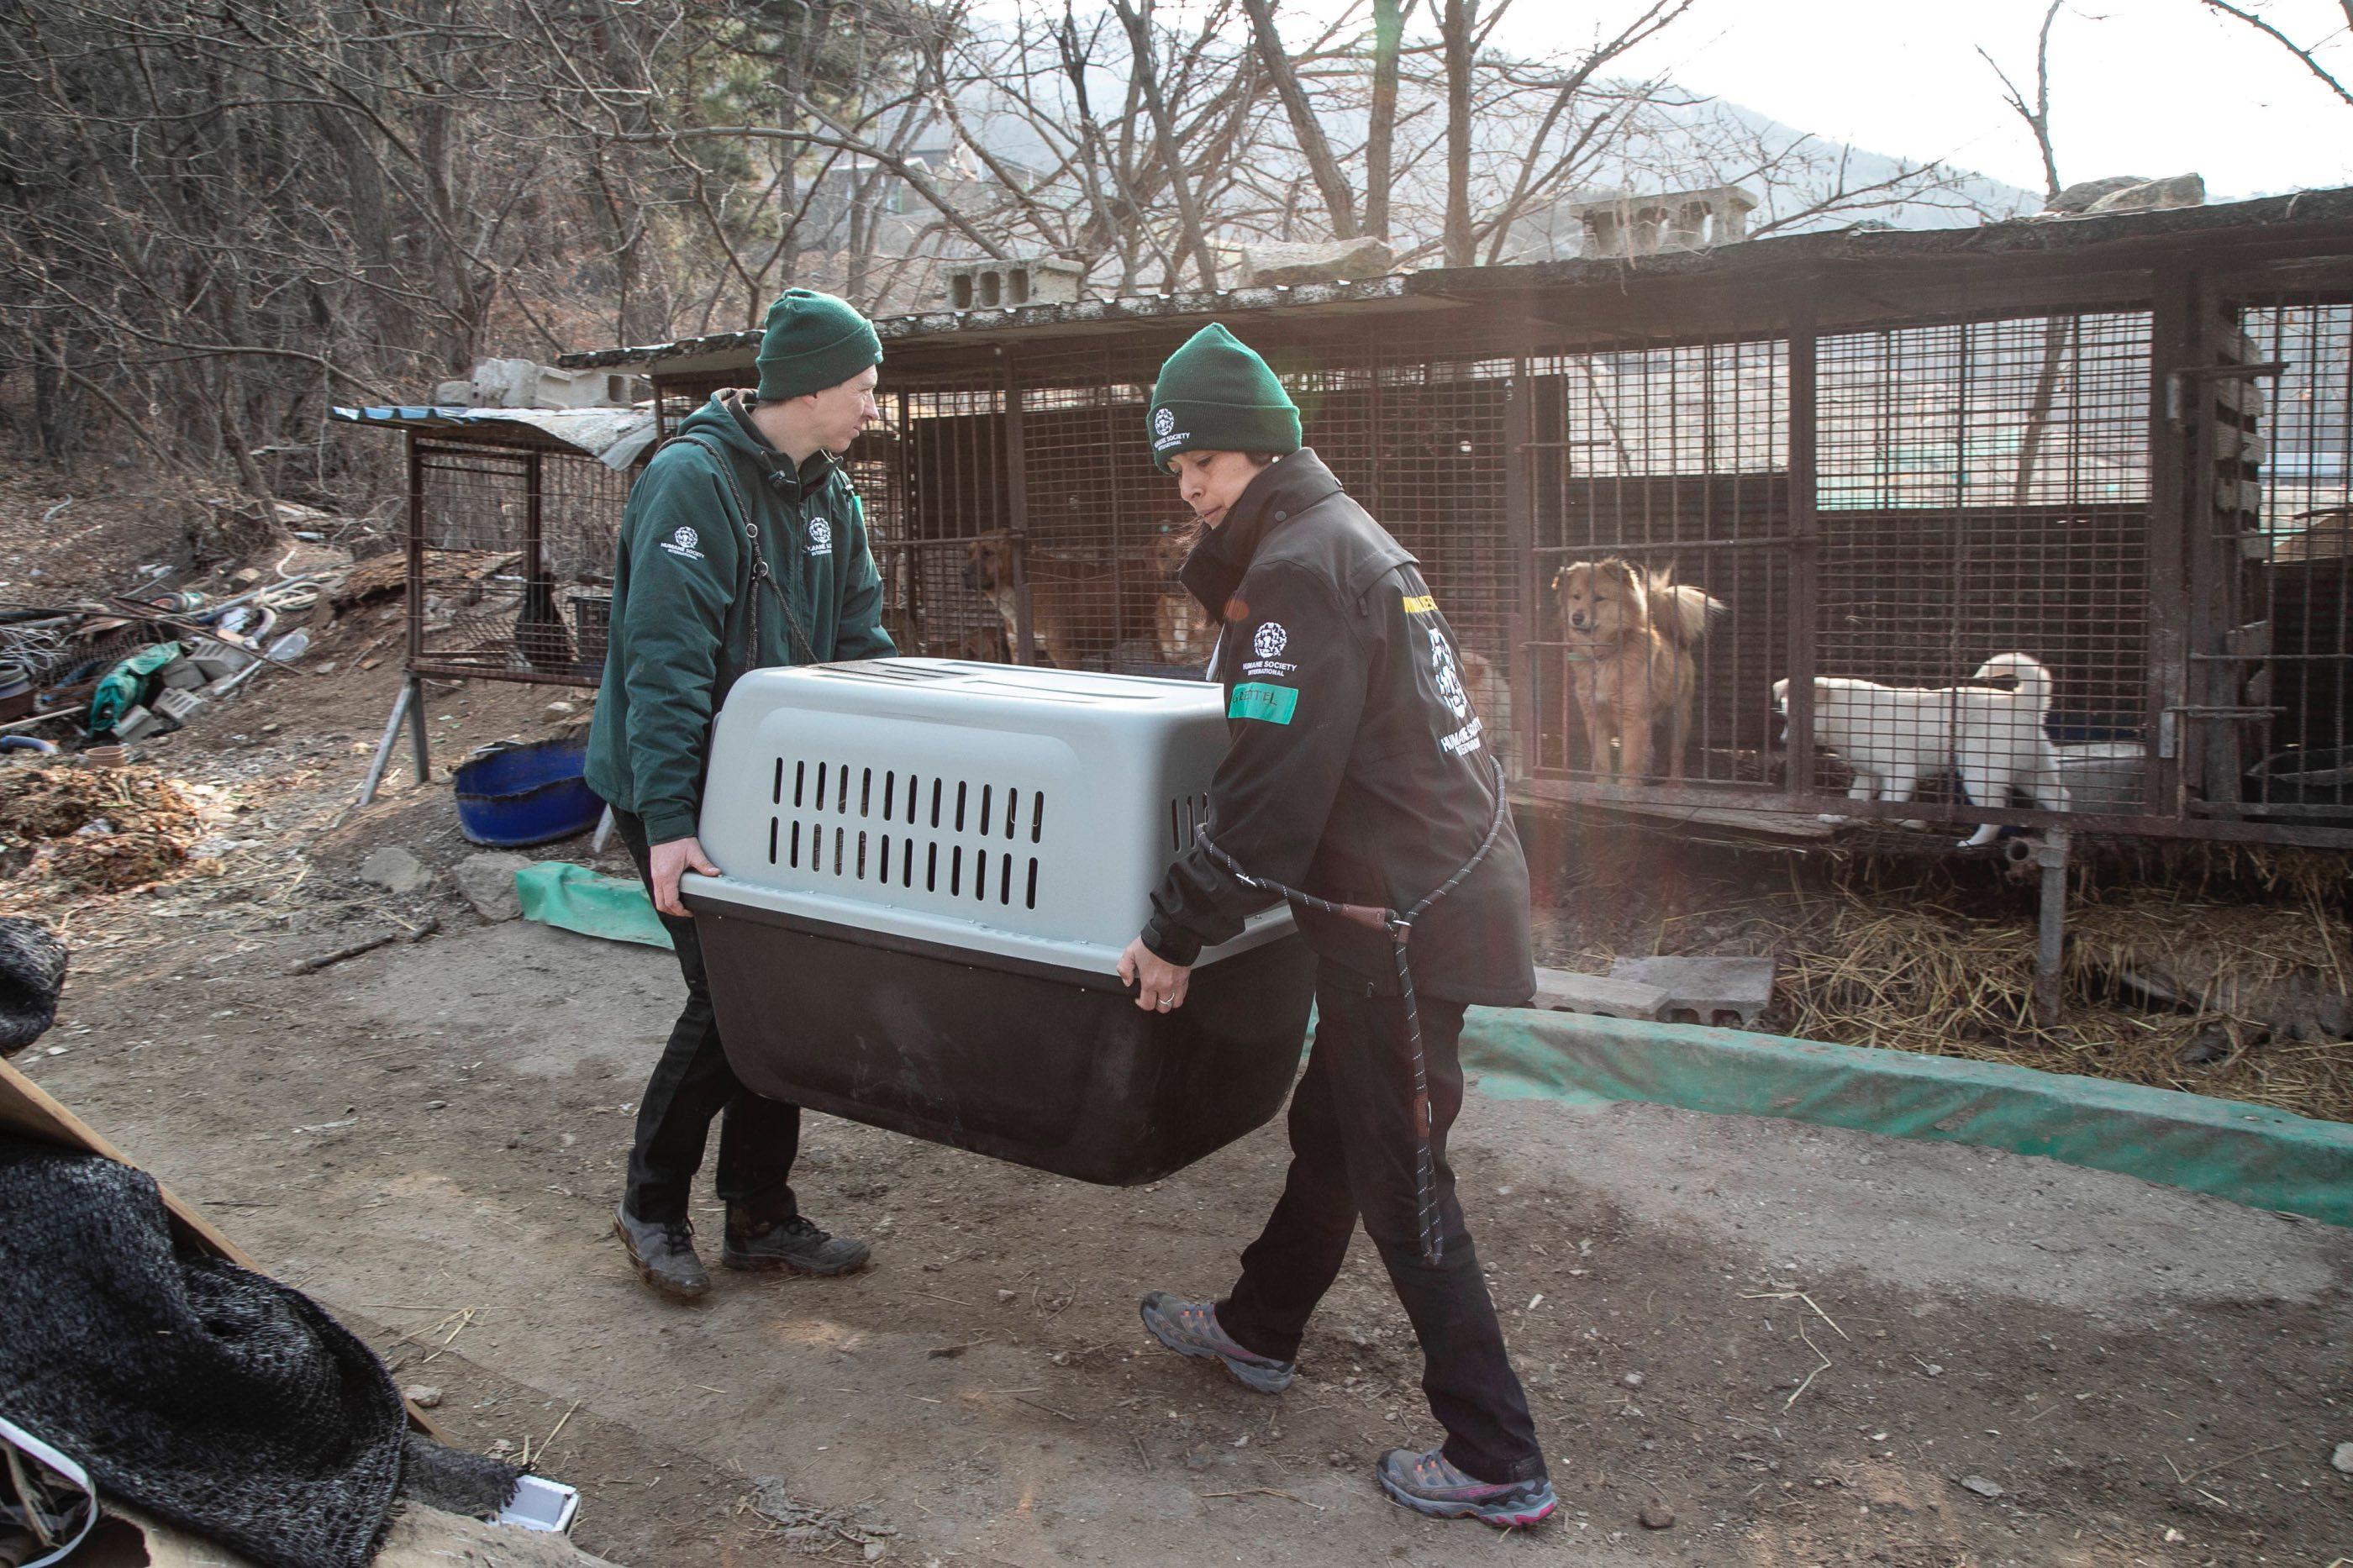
{"left": 0, "top": 917, "right": 66, "bottom": 1055}
{"left": 0, "top": 1138, "right": 519, "bottom": 1567}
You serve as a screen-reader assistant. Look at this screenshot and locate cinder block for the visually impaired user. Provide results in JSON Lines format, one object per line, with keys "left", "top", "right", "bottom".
{"left": 189, "top": 639, "right": 255, "bottom": 683}
{"left": 111, "top": 704, "right": 161, "bottom": 741}
{"left": 1529, "top": 966, "right": 1672, "bottom": 1020}
{"left": 1608, "top": 955, "right": 1777, "bottom": 1028}
{"left": 157, "top": 660, "right": 204, "bottom": 690}
{"left": 152, "top": 687, "right": 207, "bottom": 724}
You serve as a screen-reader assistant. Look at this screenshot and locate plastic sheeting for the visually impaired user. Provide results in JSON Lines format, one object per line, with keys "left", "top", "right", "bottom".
{"left": 1458, "top": 1010, "right": 2353, "bottom": 1228}
{"left": 513, "top": 862, "right": 672, "bottom": 950}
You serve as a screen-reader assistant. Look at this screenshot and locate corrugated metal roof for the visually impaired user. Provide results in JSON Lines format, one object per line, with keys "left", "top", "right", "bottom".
{"left": 329, "top": 405, "right": 660, "bottom": 469}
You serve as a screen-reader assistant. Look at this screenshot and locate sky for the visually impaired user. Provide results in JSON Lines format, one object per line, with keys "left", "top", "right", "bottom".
{"left": 1478, "top": 0, "right": 2353, "bottom": 203}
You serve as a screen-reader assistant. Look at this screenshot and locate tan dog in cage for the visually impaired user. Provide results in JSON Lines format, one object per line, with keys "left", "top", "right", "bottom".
{"left": 1148, "top": 522, "right": 1216, "bottom": 668}
{"left": 1552, "top": 558, "right": 1724, "bottom": 781}
{"left": 963, "top": 529, "right": 1193, "bottom": 669}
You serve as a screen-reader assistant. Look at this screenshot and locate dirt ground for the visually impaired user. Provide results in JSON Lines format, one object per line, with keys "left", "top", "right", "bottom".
{"left": 2, "top": 637, "right": 2348, "bottom": 1567}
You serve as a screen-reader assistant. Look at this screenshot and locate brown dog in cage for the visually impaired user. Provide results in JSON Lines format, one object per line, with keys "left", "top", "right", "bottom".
{"left": 962, "top": 531, "right": 1184, "bottom": 669}
{"left": 1551, "top": 558, "right": 1724, "bottom": 781}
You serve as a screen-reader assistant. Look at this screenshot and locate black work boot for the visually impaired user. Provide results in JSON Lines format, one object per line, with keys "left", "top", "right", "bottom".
{"left": 722, "top": 1209, "right": 871, "bottom": 1276}
{"left": 613, "top": 1202, "right": 711, "bottom": 1300}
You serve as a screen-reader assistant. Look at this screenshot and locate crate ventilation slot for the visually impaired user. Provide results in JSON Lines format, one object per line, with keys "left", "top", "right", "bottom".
{"left": 770, "top": 757, "right": 1043, "bottom": 910}
{"left": 1169, "top": 792, "right": 1209, "bottom": 853}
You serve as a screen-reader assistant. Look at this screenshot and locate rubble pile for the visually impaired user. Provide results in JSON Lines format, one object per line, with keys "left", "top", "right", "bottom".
{"left": 0, "top": 761, "right": 212, "bottom": 895}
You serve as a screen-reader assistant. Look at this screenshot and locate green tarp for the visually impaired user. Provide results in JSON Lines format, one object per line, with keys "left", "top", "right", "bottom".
{"left": 1458, "top": 1009, "right": 2353, "bottom": 1228}
{"left": 514, "top": 862, "right": 673, "bottom": 950}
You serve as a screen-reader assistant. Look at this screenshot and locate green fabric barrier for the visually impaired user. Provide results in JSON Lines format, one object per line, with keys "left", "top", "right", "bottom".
{"left": 1457, "top": 1008, "right": 2353, "bottom": 1229}
{"left": 514, "top": 861, "right": 673, "bottom": 950}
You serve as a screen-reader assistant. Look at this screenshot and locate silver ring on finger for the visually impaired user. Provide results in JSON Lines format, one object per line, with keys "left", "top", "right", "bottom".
{"left": 1156, "top": 997, "right": 1172, "bottom": 1010}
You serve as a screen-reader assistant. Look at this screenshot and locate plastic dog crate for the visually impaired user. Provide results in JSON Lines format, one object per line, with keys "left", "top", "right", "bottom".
{"left": 682, "top": 658, "right": 1314, "bottom": 1184}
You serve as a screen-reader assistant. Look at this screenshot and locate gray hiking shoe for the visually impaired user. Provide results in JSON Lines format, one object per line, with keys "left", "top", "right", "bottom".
{"left": 613, "top": 1203, "right": 710, "bottom": 1300}
{"left": 1138, "top": 1292, "right": 1294, "bottom": 1393}
{"left": 1376, "top": 1446, "right": 1558, "bottom": 1529}
{"left": 722, "top": 1211, "right": 871, "bottom": 1276}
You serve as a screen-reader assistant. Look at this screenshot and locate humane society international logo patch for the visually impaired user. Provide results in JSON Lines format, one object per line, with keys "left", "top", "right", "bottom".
{"left": 808, "top": 518, "right": 834, "bottom": 555}
{"left": 661, "top": 524, "right": 705, "bottom": 561}
{"left": 1153, "top": 408, "right": 1176, "bottom": 437}
{"left": 1253, "top": 622, "right": 1287, "bottom": 659}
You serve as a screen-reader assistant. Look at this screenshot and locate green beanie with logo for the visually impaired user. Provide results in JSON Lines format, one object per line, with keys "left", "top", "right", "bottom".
{"left": 755, "top": 289, "right": 883, "bottom": 401}
{"left": 1146, "top": 324, "right": 1302, "bottom": 471}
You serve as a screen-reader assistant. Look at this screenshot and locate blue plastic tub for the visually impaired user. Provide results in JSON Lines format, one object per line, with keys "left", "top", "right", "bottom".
{"left": 452, "top": 739, "right": 602, "bottom": 848}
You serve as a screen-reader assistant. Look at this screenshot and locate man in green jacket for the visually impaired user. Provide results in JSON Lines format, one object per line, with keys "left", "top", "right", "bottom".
{"left": 586, "top": 288, "right": 895, "bottom": 1299}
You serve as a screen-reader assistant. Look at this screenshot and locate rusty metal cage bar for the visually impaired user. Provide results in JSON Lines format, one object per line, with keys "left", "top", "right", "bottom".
{"left": 1519, "top": 276, "right": 2353, "bottom": 847}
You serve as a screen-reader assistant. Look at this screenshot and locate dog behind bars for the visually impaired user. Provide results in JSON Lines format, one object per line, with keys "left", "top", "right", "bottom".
{"left": 1773, "top": 651, "right": 2071, "bottom": 846}
{"left": 962, "top": 529, "right": 1194, "bottom": 669}
{"left": 1551, "top": 558, "right": 1724, "bottom": 781}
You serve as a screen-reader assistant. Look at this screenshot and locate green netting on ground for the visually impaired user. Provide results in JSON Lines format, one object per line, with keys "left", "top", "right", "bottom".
{"left": 1458, "top": 1010, "right": 2353, "bottom": 1228}
{"left": 515, "top": 862, "right": 673, "bottom": 950}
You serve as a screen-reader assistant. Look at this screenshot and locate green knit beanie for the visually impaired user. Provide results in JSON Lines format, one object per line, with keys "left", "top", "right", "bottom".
{"left": 1147, "top": 324, "right": 1302, "bottom": 471}
{"left": 755, "top": 289, "right": 883, "bottom": 401}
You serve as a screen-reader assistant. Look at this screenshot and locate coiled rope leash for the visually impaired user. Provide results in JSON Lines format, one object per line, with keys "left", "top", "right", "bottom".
{"left": 1195, "top": 751, "right": 1510, "bottom": 1266}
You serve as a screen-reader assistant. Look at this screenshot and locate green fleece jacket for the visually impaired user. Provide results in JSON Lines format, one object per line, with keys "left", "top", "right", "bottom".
{"left": 585, "top": 392, "right": 893, "bottom": 845}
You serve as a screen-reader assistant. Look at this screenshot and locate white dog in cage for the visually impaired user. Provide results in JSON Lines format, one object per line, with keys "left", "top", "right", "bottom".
{"left": 1773, "top": 652, "right": 2071, "bottom": 847}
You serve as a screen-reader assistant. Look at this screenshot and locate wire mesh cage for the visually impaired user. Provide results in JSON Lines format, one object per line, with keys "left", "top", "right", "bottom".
{"left": 1527, "top": 332, "right": 1789, "bottom": 790}
{"left": 409, "top": 437, "right": 630, "bottom": 686}
{"left": 2227, "top": 297, "right": 2352, "bottom": 822}
{"left": 1802, "top": 310, "right": 2156, "bottom": 832}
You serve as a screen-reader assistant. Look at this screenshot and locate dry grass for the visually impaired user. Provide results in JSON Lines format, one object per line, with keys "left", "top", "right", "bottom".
{"left": 1779, "top": 879, "right": 2353, "bottom": 1125}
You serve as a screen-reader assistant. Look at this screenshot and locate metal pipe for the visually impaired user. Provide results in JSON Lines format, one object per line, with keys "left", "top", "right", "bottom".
{"left": 358, "top": 680, "right": 413, "bottom": 808}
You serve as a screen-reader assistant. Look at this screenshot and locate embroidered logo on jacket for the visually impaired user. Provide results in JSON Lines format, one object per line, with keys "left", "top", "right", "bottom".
{"left": 1241, "top": 620, "right": 1295, "bottom": 680}
{"left": 1429, "top": 625, "right": 1482, "bottom": 755}
{"left": 1429, "top": 628, "right": 1471, "bottom": 720}
{"left": 808, "top": 518, "right": 834, "bottom": 556}
{"left": 661, "top": 525, "right": 705, "bottom": 561}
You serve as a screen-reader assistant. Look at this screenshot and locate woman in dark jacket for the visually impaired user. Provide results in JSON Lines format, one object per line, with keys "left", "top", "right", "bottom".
{"left": 1117, "top": 324, "right": 1555, "bottom": 1529}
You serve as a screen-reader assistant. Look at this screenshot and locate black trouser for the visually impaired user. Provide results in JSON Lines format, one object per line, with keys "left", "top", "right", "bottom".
{"left": 610, "top": 807, "right": 799, "bottom": 1227}
{"left": 1217, "top": 960, "right": 1546, "bottom": 1486}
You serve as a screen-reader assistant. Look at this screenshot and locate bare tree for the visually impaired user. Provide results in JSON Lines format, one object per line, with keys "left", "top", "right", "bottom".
{"left": 1979, "top": 0, "right": 2066, "bottom": 202}
{"left": 1242, "top": 0, "right": 1359, "bottom": 238}
{"left": 1440, "top": 0, "right": 1477, "bottom": 266}
{"left": 0, "top": 0, "right": 2003, "bottom": 491}
{"left": 2200, "top": 0, "right": 2353, "bottom": 107}
{"left": 1979, "top": 2, "right": 2073, "bottom": 502}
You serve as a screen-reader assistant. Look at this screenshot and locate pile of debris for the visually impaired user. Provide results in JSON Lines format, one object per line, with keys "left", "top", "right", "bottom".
{"left": 0, "top": 761, "right": 211, "bottom": 896}
{"left": 0, "top": 541, "right": 351, "bottom": 751}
